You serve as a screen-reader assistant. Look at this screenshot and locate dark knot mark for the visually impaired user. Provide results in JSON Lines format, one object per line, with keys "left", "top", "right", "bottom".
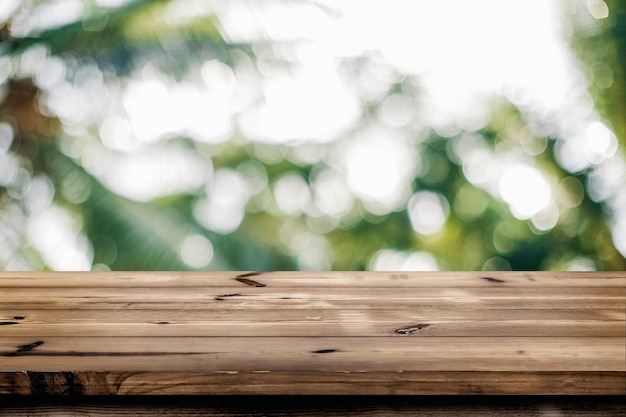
{"left": 394, "top": 324, "right": 431, "bottom": 335}
{"left": 236, "top": 272, "right": 264, "bottom": 278}
{"left": 482, "top": 276, "right": 505, "bottom": 283}
{"left": 7, "top": 341, "right": 45, "bottom": 355}
{"left": 312, "top": 349, "right": 339, "bottom": 354}
{"left": 214, "top": 293, "right": 242, "bottom": 301}
{"left": 0, "top": 321, "right": 19, "bottom": 325}
{"left": 18, "top": 341, "right": 44, "bottom": 352}
{"left": 27, "top": 371, "right": 84, "bottom": 395}
{"left": 234, "top": 277, "right": 266, "bottom": 287}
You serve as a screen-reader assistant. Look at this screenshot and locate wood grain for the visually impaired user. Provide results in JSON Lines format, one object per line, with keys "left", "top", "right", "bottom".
{"left": 0, "top": 271, "right": 624, "bottom": 395}
{"left": 1, "top": 396, "right": 625, "bottom": 416}
{"left": 0, "top": 271, "right": 623, "bottom": 287}
{"left": 1, "top": 371, "right": 624, "bottom": 395}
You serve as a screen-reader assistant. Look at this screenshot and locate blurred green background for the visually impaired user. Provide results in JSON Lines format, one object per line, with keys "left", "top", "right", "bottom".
{"left": 0, "top": 0, "right": 624, "bottom": 271}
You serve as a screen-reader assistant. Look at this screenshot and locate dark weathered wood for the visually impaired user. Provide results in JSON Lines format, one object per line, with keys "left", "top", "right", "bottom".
{"left": 0, "top": 271, "right": 624, "bottom": 395}
{"left": 1, "top": 371, "right": 624, "bottom": 395}
{"left": 1, "top": 396, "right": 625, "bottom": 416}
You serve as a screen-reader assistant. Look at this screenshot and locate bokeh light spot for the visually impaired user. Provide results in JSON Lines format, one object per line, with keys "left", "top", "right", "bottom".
{"left": 344, "top": 132, "right": 414, "bottom": 210}
{"left": 179, "top": 234, "right": 214, "bottom": 268}
{"left": 558, "top": 176, "right": 584, "bottom": 208}
{"left": 587, "top": 0, "right": 609, "bottom": 19}
{"left": 499, "top": 164, "right": 551, "bottom": 219}
{"left": 194, "top": 169, "right": 248, "bottom": 234}
{"left": 407, "top": 191, "right": 449, "bottom": 236}
{"left": 492, "top": 222, "right": 518, "bottom": 254}
{"left": 531, "top": 205, "right": 560, "bottom": 233}
{"left": 482, "top": 256, "right": 512, "bottom": 271}
{"left": 0, "top": 123, "right": 14, "bottom": 153}
{"left": 584, "top": 121, "right": 617, "bottom": 164}
{"left": 273, "top": 172, "right": 310, "bottom": 215}
{"left": 99, "top": 116, "right": 138, "bottom": 152}
{"left": 591, "top": 61, "right": 614, "bottom": 89}
{"left": 312, "top": 169, "right": 353, "bottom": 218}
{"left": 82, "top": 144, "right": 209, "bottom": 202}
{"left": 369, "top": 249, "right": 439, "bottom": 271}
{"left": 26, "top": 205, "right": 93, "bottom": 271}
{"left": 454, "top": 184, "right": 488, "bottom": 221}
{"left": 519, "top": 123, "right": 547, "bottom": 156}
{"left": 378, "top": 93, "right": 413, "bottom": 128}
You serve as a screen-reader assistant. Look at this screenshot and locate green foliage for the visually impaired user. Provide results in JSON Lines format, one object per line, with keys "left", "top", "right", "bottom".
{"left": 569, "top": 0, "right": 626, "bottom": 145}
{"left": 0, "top": 0, "right": 624, "bottom": 271}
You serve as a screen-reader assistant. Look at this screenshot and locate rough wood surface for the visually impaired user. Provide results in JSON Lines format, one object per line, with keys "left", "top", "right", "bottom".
{"left": 1, "top": 396, "right": 625, "bottom": 416}
{"left": 0, "top": 271, "right": 624, "bottom": 395}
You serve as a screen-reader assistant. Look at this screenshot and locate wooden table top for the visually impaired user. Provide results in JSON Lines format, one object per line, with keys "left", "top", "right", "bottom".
{"left": 0, "top": 271, "right": 624, "bottom": 395}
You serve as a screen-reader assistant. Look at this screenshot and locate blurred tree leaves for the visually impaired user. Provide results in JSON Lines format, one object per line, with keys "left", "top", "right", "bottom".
{"left": 0, "top": 0, "right": 624, "bottom": 271}
{"left": 570, "top": 0, "right": 625, "bottom": 145}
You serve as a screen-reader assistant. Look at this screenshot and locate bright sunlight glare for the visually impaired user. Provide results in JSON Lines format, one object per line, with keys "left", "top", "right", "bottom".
{"left": 499, "top": 164, "right": 552, "bottom": 220}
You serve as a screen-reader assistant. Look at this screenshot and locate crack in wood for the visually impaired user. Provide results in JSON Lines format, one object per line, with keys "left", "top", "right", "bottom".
{"left": 17, "top": 341, "right": 44, "bottom": 352}
{"left": 6, "top": 341, "right": 45, "bottom": 356}
{"left": 0, "top": 321, "right": 19, "bottom": 325}
{"left": 214, "top": 293, "right": 243, "bottom": 301}
{"left": 394, "top": 324, "right": 431, "bottom": 335}
{"left": 234, "top": 277, "right": 266, "bottom": 287}
{"left": 482, "top": 277, "right": 506, "bottom": 283}
{"left": 235, "top": 272, "right": 265, "bottom": 278}
{"left": 312, "top": 349, "right": 339, "bottom": 354}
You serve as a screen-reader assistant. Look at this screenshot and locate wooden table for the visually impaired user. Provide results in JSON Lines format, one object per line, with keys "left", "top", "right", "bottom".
{"left": 0, "top": 271, "right": 624, "bottom": 397}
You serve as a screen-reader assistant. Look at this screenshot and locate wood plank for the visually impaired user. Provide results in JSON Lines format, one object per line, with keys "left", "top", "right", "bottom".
{"left": 2, "top": 286, "right": 622, "bottom": 299}
{"left": 3, "top": 299, "right": 621, "bottom": 310}
{"left": 2, "top": 286, "right": 622, "bottom": 313}
{"left": 1, "top": 320, "right": 622, "bottom": 337}
{"left": 0, "top": 271, "right": 623, "bottom": 395}
{"left": 0, "top": 271, "right": 623, "bottom": 288}
{"left": 1, "top": 396, "right": 625, "bottom": 415}
{"left": 1, "top": 372, "right": 624, "bottom": 395}
{"left": 1, "top": 337, "right": 623, "bottom": 372}
{"left": 1, "top": 310, "right": 623, "bottom": 337}
{"left": 3, "top": 308, "right": 623, "bottom": 322}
